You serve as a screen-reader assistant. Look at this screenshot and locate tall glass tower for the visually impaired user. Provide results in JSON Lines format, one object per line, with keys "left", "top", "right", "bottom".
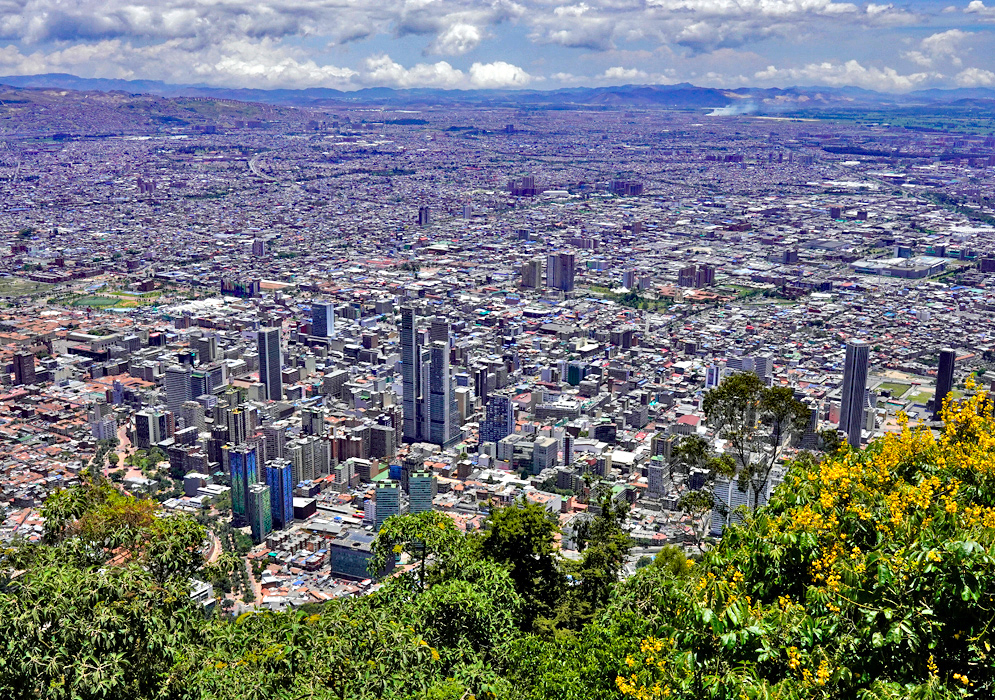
{"left": 839, "top": 339, "right": 870, "bottom": 449}
{"left": 257, "top": 327, "right": 283, "bottom": 401}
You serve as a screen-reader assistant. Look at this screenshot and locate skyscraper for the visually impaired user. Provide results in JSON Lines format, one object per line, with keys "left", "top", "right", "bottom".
{"left": 400, "top": 305, "right": 424, "bottom": 443}
{"left": 257, "top": 327, "right": 282, "bottom": 401}
{"left": 934, "top": 348, "right": 956, "bottom": 420}
{"left": 374, "top": 481, "right": 401, "bottom": 531}
{"left": 134, "top": 408, "right": 169, "bottom": 449}
{"left": 164, "top": 365, "right": 192, "bottom": 415}
{"left": 408, "top": 469, "right": 436, "bottom": 514}
{"left": 265, "top": 460, "right": 294, "bottom": 530}
{"left": 546, "top": 252, "right": 576, "bottom": 292}
{"left": 247, "top": 483, "right": 272, "bottom": 543}
{"left": 480, "top": 393, "right": 514, "bottom": 445}
{"left": 12, "top": 351, "right": 35, "bottom": 385}
{"left": 226, "top": 444, "right": 258, "bottom": 519}
{"left": 312, "top": 302, "right": 336, "bottom": 338}
{"left": 520, "top": 258, "right": 542, "bottom": 288}
{"left": 839, "top": 339, "right": 870, "bottom": 449}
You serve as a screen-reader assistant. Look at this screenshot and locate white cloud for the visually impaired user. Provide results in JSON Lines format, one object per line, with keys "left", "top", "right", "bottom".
{"left": 362, "top": 54, "right": 465, "bottom": 88}
{"left": 965, "top": 0, "right": 995, "bottom": 15}
{"left": 468, "top": 61, "right": 532, "bottom": 87}
{"left": 755, "top": 60, "right": 938, "bottom": 92}
{"left": 603, "top": 66, "right": 650, "bottom": 81}
{"left": 955, "top": 67, "right": 995, "bottom": 86}
{"left": 427, "top": 22, "right": 484, "bottom": 56}
{"left": 904, "top": 29, "right": 971, "bottom": 67}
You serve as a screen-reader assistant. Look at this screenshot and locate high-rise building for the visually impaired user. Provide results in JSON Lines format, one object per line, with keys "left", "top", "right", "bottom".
{"left": 370, "top": 424, "right": 397, "bottom": 460}
{"left": 134, "top": 408, "right": 169, "bottom": 449}
{"left": 401, "top": 308, "right": 461, "bottom": 446}
{"left": 694, "top": 264, "right": 716, "bottom": 288}
{"left": 520, "top": 258, "right": 542, "bottom": 288}
{"left": 179, "top": 400, "right": 205, "bottom": 432}
{"left": 247, "top": 483, "right": 272, "bottom": 543}
{"left": 408, "top": 469, "right": 436, "bottom": 514}
{"left": 194, "top": 335, "right": 218, "bottom": 364}
{"left": 839, "top": 340, "right": 870, "bottom": 449}
{"left": 164, "top": 365, "right": 191, "bottom": 415}
{"left": 312, "top": 302, "right": 336, "bottom": 338}
{"left": 934, "top": 348, "right": 957, "bottom": 420}
{"left": 226, "top": 444, "right": 258, "bottom": 519}
{"left": 257, "top": 327, "right": 282, "bottom": 401}
{"left": 374, "top": 481, "right": 401, "bottom": 531}
{"left": 401, "top": 306, "right": 424, "bottom": 443}
{"left": 12, "top": 351, "right": 36, "bottom": 385}
{"left": 677, "top": 265, "right": 697, "bottom": 288}
{"left": 265, "top": 460, "right": 294, "bottom": 530}
{"left": 546, "top": 252, "right": 576, "bottom": 292}
{"left": 480, "top": 393, "right": 514, "bottom": 445}
{"left": 417, "top": 205, "right": 431, "bottom": 226}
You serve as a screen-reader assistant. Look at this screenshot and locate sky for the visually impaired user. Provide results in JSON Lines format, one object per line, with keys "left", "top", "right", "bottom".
{"left": 1, "top": 1, "right": 995, "bottom": 92}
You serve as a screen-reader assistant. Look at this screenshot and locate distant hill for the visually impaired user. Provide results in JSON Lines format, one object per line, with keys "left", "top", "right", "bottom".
{"left": 4, "top": 73, "right": 994, "bottom": 111}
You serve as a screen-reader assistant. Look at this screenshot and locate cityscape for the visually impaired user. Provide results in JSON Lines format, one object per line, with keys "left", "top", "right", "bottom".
{"left": 3, "top": 57, "right": 995, "bottom": 699}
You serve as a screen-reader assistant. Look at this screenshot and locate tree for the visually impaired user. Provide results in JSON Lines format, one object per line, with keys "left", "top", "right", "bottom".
{"left": 668, "top": 434, "right": 735, "bottom": 548}
{"left": 702, "top": 374, "right": 810, "bottom": 510}
{"left": 370, "top": 510, "right": 465, "bottom": 589}
{"left": 480, "top": 498, "right": 563, "bottom": 631}
{"left": 615, "top": 389, "right": 995, "bottom": 699}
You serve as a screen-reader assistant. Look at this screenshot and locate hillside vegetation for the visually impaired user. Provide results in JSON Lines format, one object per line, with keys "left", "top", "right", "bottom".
{"left": 2, "top": 387, "right": 994, "bottom": 699}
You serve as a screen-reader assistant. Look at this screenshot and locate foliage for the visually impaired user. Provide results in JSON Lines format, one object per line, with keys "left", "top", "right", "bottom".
{"left": 616, "top": 385, "right": 995, "bottom": 699}
{"left": 703, "top": 373, "right": 810, "bottom": 509}
{"left": 480, "top": 498, "right": 563, "bottom": 630}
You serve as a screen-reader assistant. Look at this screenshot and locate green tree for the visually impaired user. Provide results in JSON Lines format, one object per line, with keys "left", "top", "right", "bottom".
{"left": 668, "top": 435, "right": 735, "bottom": 548}
{"left": 480, "top": 498, "right": 563, "bottom": 631}
{"left": 702, "top": 374, "right": 810, "bottom": 510}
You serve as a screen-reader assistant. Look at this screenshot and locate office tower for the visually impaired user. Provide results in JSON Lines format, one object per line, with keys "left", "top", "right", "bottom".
{"left": 417, "top": 205, "right": 431, "bottom": 226}
{"left": 408, "top": 470, "right": 436, "bottom": 515}
{"left": 312, "top": 302, "right": 336, "bottom": 338}
{"left": 247, "top": 483, "right": 272, "bottom": 543}
{"left": 302, "top": 406, "right": 324, "bottom": 436}
{"left": 265, "top": 460, "right": 294, "bottom": 530}
{"left": 261, "top": 423, "right": 287, "bottom": 460}
{"left": 473, "top": 366, "right": 490, "bottom": 403}
{"left": 401, "top": 306, "right": 424, "bottom": 443}
{"left": 533, "top": 437, "right": 558, "bottom": 474}
{"left": 839, "top": 340, "right": 870, "bottom": 449}
{"left": 134, "top": 409, "right": 169, "bottom": 449}
{"left": 374, "top": 481, "right": 401, "bottom": 531}
{"left": 647, "top": 459, "right": 666, "bottom": 496}
{"left": 226, "top": 444, "right": 258, "bottom": 519}
{"left": 12, "top": 351, "right": 35, "bottom": 385}
{"left": 251, "top": 239, "right": 266, "bottom": 257}
{"left": 179, "top": 400, "right": 205, "bottom": 432}
{"left": 401, "top": 308, "right": 461, "bottom": 447}
{"left": 546, "top": 252, "right": 576, "bottom": 292}
{"left": 257, "top": 327, "right": 282, "bottom": 401}
{"left": 370, "top": 424, "right": 397, "bottom": 459}
{"left": 194, "top": 335, "right": 217, "bottom": 364}
{"left": 164, "top": 365, "right": 191, "bottom": 415}
{"left": 520, "top": 258, "right": 542, "bottom": 289}
{"left": 480, "top": 394, "right": 514, "bottom": 444}
{"left": 225, "top": 406, "right": 251, "bottom": 447}
{"left": 934, "top": 348, "right": 957, "bottom": 420}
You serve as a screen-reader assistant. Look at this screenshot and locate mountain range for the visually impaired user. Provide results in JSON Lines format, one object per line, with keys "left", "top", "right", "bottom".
{"left": 2, "top": 73, "right": 995, "bottom": 111}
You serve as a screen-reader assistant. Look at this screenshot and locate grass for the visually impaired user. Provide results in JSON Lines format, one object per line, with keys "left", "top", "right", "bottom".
{"left": 877, "top": 381, "right": 911, "bottom": 398}
{"left": 0, "top": 277, "right": 54, "bottom": 296}
{"left": 70, "top": 295, "right": 121, "bottom": 308}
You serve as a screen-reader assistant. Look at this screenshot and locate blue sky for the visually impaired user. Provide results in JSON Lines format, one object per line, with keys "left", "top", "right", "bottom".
{"left": 1, "top": 0, "right": 994, "bottom": 91}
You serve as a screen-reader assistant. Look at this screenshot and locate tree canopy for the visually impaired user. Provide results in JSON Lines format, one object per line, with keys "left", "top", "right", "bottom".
{"left": 3, "top": 386, "right": 995, "bottom": 699}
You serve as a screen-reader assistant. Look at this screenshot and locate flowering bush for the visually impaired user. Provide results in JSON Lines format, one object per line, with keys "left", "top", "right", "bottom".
{"left": 618, "top": 382, "right": 995, "bottom": 699}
